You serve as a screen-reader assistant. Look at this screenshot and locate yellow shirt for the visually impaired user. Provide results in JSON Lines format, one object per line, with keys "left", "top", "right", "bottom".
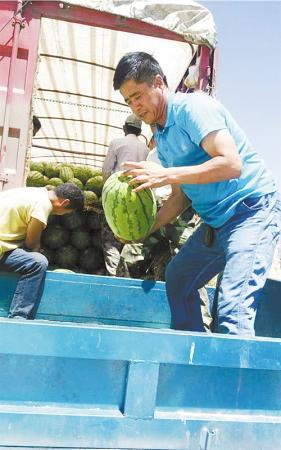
{"left": 0, "top": 187, "right": 52, "bottom": 259}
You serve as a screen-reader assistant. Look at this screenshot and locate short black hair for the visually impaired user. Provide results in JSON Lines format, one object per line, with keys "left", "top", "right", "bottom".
{"left": 124, "top": 124, "right": 141, "bottom": 136}
{"left": 113, "top": 52, "right": 168, "bottom": 90}
{"left": 32, "top": 115, "right": 41, "bottom": 132}
{"left": 54, "top": 183, "right": 84, "bottom": 211}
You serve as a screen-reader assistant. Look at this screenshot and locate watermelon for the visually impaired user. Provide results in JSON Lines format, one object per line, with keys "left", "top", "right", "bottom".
{"left": 85, "top": 176, "right": 104, "bottom": 195}
{"left": 72, "top": 165, "right": 94, "bottom": 184}
{"left": 30, "top": 161, "right": 44, "bottom": 173}
{"left": 42, "top": 225, "right": 70, "bottom": 249}
{"left": 59, "top": 166, "right": 74, "bottom": 182}
{"left": 45, "top": 184, "right": 55, "bottom": 191}
{"left": 44, "top": 162, "right": 60, "bottom": 178}
{"left": 71, "top": 228, "right": 91, "bottom": 250}
{"left": 79, "top": 247, "right": 104, "bottom": 272}
{"left": 48, "top": 177, "right": 64, "bottom": 187}
{"left": 54, "top": 245, "right": 79, "bottom": 268}
{"left": 86, "top": 211, "right": 101, "bottom": 230}
{"left": 52, "top": 268, "right": 75, "bottom": 274}
{"left": 26, "top": 171, "right": 48, "bottom": 187}
{"left": 84, "top": 190, "right": 98, "bottom": 206}
{"left": 61, "top": 211, "right": 86, "bottom": 230}
{"left": 68, "top": 177, "right": 84, "bottom": 189}
{"left": 102, "top": 171, "right": 157, "bottom": 241}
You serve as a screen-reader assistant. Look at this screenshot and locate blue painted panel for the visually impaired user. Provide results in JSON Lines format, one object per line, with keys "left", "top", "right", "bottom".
{"left": 0, "top": 271, "right": 280, "bottom": 337}
{"left": 0, "top": 271, "right": 280, "bottom": 448}
{"left": 0, "top": 354, "right": 127, "bottom": 407}
{"left": 156, "top": 364, "right": 281, "bottom": 412}
{"left": 0, "top": 320, "right": 281, "bottom": 370}
{"left": 0, "top": 271, "right": 171, "bottom": 327}
{"left": 0, "top": 409, "right": 280, "bottom": 449}
{"left": 123, "top": 361, "right": 159, "bottom": 418}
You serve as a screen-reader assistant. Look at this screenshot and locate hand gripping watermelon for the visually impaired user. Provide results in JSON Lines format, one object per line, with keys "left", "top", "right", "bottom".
{"left": 102, "top": 171, "right": 157, "bottom": 241}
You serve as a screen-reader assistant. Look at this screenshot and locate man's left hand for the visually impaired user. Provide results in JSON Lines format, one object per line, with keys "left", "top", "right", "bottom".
{"left": 122, "top": 161, "right": 169, "bottom": 192}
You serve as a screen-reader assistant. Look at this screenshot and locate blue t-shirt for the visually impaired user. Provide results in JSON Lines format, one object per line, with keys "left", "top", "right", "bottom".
{"left": 155, "top": 92, "right": 276, "bottom": 227}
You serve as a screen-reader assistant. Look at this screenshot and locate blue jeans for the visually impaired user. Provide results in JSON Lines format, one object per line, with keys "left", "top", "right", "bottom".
{"left": 165, "top": 192, "right": 281, "bottom": 336}
{"left": 0, "top": 248, "right": 48, "bottom": 319}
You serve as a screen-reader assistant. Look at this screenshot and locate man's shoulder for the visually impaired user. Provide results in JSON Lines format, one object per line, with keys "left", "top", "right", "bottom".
{"left": 0, "top": 186, "right": 45, "bottom": 199}
{"left": 171, "top": 92, "right": 221, "bottom": 126}
{"left": 0, "top": 187, "right": 49, "bottom": 213}
{"left": 172, "top": 91, "right": 215, "bottom": 109}
{"left": 110, "top": 136, "right": 126, "bottom": 145}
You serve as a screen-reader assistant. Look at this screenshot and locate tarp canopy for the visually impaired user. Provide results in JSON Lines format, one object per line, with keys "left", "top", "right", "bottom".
{"left": 65, "top": 0, "right": 217, "bottom": 48}
{"left": 31, "top": 1, "right": 217, "bottom": 169}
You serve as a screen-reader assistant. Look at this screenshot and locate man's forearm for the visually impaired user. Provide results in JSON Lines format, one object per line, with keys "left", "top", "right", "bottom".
{"left": 24, "top": 240, "right": 41, "bottom": 252}
{"left": 150, "top": 190, "right": 190, "bottom": 234}
{"left": 166, "top": 156, "right": 241, "bottom": 185}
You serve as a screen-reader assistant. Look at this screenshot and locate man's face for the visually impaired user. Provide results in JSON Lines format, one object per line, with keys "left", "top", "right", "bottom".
{"left": 120, "top": 76, "right": 166, "bottom": 126}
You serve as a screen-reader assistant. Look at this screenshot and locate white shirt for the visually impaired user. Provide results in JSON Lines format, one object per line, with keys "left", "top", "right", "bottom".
{"left": 102, "top": 134, "right": 149, "bottom": 177}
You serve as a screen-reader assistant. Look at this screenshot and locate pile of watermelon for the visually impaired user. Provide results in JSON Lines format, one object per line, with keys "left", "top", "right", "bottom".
{"left": 27, "top": 162, "right": 160, "bottom": 277}
{"left": 26, "top": 161, "right": 105, "bottom": 274}
{"left": 41, "top": 209, "right": 104, "bottom": 274}
{"left": 26, "top": 161, "right": 104, "bottom": 207}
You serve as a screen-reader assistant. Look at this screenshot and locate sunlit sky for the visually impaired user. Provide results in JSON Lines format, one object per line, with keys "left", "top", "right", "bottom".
{"left": 201, "top": 0, "right": 281, "bottom": 191}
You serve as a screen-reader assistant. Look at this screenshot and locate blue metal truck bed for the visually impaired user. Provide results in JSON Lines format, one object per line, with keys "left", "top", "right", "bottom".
{"left": 0, "top": 272, "right": 280, "bottom": 449}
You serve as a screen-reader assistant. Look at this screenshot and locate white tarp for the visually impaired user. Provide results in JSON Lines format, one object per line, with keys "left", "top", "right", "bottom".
{"left": 31, "top": 1, "right": 216, "bottom": 168}
{"left": 65, "top": 0, "right": 217, "bottom": 48}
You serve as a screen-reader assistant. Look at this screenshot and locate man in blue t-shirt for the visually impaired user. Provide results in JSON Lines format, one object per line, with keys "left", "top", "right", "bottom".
{"left": 113, "top": 52, "right": 281, "bottom": 336}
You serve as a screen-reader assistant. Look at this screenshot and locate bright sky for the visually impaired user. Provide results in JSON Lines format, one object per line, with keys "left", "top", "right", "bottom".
{"left": 201, "top": 0, "right": 281, "bottom": 191}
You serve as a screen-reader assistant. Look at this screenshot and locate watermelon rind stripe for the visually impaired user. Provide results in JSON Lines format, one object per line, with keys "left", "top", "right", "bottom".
{"left": 102, "top": 171, "right": 157, "bottom": 241}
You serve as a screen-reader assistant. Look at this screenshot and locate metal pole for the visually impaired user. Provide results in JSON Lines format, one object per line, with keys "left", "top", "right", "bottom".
{"left": 0, "top": 0, "right": 24, "bottom": 191}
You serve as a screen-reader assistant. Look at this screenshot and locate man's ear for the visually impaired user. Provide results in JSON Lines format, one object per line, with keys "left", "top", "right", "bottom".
{"left": 60, "top": 198, "right": 70, "bottom": 208}
{"left": 154, "top": 74, "right": 165, "bottom": 89}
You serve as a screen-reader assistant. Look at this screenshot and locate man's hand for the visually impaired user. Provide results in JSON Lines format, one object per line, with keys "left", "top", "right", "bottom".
{"left": 122, "top": 161, "right": 169, "bottom": 192}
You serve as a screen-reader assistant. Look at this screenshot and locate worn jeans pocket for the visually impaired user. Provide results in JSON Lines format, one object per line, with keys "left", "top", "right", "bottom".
{"left": 241, "top": 193, "right": 274, "bottom": 212}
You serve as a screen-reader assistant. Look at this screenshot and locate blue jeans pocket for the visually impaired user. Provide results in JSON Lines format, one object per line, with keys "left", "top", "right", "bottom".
{"left": 241, "top": 193, "right": 273, "bottom": 212}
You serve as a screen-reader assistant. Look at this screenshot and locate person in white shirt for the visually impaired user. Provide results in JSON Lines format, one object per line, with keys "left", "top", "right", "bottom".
{"left": 101, "top": 115, "right": 149, "bottom": 276}
{"left": 102, "top": 114, "right": 149, "bottom": 180}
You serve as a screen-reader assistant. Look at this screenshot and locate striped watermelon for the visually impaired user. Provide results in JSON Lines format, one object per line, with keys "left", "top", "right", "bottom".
{"left": 59, "top": 166, "right": 74, "bottom": 182}
{"left": 26, "top": 171, "right": 48, "bottom": 187}
{"left": 102, "top": 171, "right": 157, "bottom": 241}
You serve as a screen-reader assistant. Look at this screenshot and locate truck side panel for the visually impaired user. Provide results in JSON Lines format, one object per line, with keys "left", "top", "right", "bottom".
{"left": 0, "top": 316, "right": 280, "bottom": 449}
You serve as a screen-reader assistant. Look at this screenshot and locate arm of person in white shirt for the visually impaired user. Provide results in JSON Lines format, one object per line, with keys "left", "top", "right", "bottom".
{"left": 149, "top": 186, "right": 191, "bottom": 235}
{"left": 102, "top": 144, "right": 116, "bottom": 181}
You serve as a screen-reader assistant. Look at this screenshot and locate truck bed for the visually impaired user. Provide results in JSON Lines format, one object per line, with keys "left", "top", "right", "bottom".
{"left": 0, "top": 272, "right": 280, "bottom": 449}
